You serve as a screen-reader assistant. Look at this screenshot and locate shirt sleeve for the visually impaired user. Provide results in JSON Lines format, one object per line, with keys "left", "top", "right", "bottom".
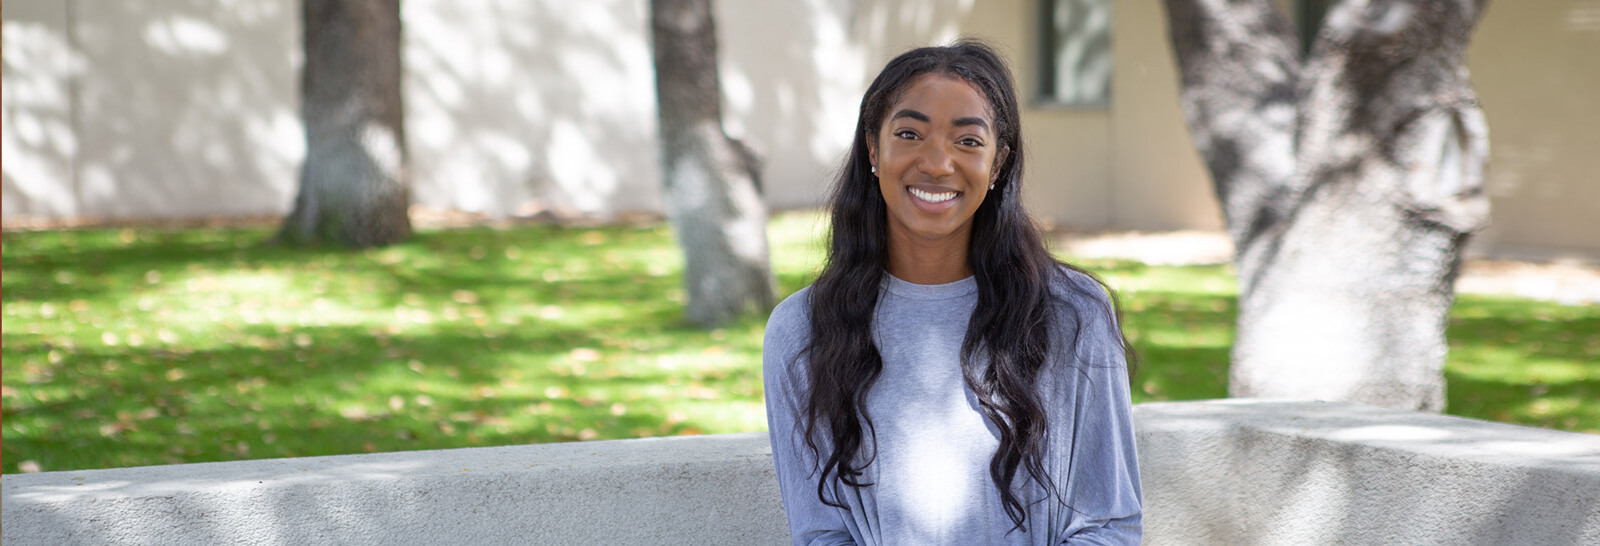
{"left": 1050, "top": 274, "right": 1143, "bottom": 545}
{"left": 763, "top": 290, "right": 860, "bottom": 546}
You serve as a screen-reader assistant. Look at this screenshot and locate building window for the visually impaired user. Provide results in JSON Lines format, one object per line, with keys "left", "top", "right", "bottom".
{"left": 1038, "top": 0, "right": 1112, "bottom": 108}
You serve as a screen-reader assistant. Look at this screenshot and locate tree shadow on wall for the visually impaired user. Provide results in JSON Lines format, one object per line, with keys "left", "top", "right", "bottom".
{"left": 2, "top": 0, "right": 303, "bottom": 222}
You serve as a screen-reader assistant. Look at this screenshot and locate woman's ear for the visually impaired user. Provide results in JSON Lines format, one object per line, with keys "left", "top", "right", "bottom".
{"left": 866, "top": 131, "right": 879, "bottom": 171}
{"left": 991, "top": 144, "right": 1010, "bottom": 181}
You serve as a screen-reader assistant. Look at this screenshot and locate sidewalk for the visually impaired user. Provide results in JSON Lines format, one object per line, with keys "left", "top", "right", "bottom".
{"left": 1054, "top": 230, "right": 1600, "bottom": 305}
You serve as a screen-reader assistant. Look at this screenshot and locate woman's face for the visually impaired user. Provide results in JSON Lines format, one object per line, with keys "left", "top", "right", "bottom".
{"left": 869, "top": 73, "right": 1005, "bottom": 250}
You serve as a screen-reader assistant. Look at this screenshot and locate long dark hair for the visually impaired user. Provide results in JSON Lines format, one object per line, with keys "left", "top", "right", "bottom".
{"left": 800, "top": 39, "right": 1135, "bottom": 532}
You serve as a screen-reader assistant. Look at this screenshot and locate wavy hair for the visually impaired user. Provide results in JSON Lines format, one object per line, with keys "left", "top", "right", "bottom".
{"left": 800, "top": 39, "right": 1135, "bottom": 532}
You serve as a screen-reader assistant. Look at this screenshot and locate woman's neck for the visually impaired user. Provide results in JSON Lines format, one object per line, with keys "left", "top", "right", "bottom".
{"left": 885, "top": 230, "right": 973, "bottom": 285}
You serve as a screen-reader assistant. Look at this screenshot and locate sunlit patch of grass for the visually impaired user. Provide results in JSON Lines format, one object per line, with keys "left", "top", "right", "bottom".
{"left": 1444, "top": 294, "right": 1600, "bottom": 433}
{"left": 1070, "top": 259, "right": 1237, "bottom": 402}
{"left": 4, "top": 212, "right": 1595, "bottom": 473}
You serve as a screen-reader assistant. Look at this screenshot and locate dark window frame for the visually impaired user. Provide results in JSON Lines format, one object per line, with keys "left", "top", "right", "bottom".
{"left": 1035, "top": 0, "right": 1113, "bottom": 110}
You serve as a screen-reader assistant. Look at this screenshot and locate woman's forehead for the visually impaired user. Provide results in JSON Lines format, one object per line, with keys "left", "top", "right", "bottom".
{"left": 886, "top": 73, "right": 993, "bottom": 123}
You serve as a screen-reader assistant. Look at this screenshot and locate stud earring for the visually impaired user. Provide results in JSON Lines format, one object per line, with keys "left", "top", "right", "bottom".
{"left": 870, "top": 166, "right": 877, "bottom": 175}
{"left": 989, "top": 183, "right": 995, "bottom": 190}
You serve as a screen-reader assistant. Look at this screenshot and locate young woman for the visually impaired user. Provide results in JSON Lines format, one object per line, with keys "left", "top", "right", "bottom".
{"left": 762, "top": 41, "right": 1142, "bottom": 545}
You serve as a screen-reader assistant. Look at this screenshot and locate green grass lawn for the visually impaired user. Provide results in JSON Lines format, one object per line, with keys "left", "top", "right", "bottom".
{"left": 3, "top": 211, "right": 1596, "bottom": 473}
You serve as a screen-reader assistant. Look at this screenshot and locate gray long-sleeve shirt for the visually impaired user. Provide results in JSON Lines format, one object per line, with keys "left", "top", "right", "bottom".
{"left": 763, "top": 270, "right": 1142, "bottom": 545}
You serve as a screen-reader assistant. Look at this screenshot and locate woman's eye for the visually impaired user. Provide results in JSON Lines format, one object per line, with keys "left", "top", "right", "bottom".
{"left": 959, "top": 137, "right": 983, "bottom": 147}
{"left": 895, "top": 130, "right": 919, "bottom": 140}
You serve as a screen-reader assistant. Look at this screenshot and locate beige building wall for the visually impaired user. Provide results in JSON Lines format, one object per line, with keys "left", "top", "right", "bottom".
{"left": 1107, "top": 0, "right": 1221, "bottom": 232}
{"left": 1467, "top": 1, "right": 1600, "bottom": 259}
{"left": 832, "top": 0, "right": 1125, "bottom": 231}
{"left": 1000, "top": 0, "right": 1600, "bottom": 255}
{"left": 3, "top": 0, "right": 1595, "bottom": 261}
{"left": 967, "top": 0, "right": 1121, "bottom": 231}
{"left": 773, "top": 0, "right": 1218, "bottom": 233}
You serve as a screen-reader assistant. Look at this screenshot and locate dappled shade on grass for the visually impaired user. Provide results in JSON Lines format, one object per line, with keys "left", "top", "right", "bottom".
{"left": 3, "top": 212, "right": 1596, "bottom": 473}
{"left": 3, "top": 217, "right": 822, "bottom": 473}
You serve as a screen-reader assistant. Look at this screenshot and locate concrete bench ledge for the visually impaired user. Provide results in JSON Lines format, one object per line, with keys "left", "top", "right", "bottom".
{"left": 5, "top": 400, "right": 1598, "bottom": 545}
{"left": 2, "top": 432, "right": 786, "bottom": 545}
{"left": 1136, "top": 400, "right": 1600, "bottom": 545}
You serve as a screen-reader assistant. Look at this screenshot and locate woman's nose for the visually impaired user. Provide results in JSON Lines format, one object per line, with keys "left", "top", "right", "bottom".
{"left": 917, "top": 143, "right": 956, "bottom": 177}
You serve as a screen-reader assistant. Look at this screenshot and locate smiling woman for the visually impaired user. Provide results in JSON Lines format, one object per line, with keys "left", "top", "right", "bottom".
{"left": 763, "top": 41, "right": 1142, "bottom": 545}
{"left": 868, "top": 73, "right": 1005, "bottom": 285}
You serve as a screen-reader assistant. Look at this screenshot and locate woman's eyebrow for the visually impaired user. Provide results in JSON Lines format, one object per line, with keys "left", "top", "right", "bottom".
{"left": 889, "top": 109, "right": 929, "bottom": 123}
{"left": 952, "top": 117, "right": 989, "bottom": 131}
{"left": 889, "top": 109, "right": 989, "bottom": 132}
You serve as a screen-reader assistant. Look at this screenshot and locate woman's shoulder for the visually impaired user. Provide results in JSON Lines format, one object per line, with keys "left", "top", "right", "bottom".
{"left": 769, "top": 285, "right": 813, "bottom": 327}
{"left": 1043, "top": 264, "right": 1131, "bottom": 379}
{"left": 764, "top": 285, "right": 815, "bottom": 348}
{"left": 1044, "top": 263, "right": 1124, "bottom": 341}
{"left": 1047, "top": 263, "right": 1114, "bottom": 309}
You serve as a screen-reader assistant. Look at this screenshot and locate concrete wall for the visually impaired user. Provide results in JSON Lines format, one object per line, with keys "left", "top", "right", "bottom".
{"left": 1138, "top": 400, "right": 1600, "bottom": 545}
{"left": 1, "top": 432, "right": 787, "bottom": 546}
{"left": 6, "top": 401, "right": 1599, "bottom": 545}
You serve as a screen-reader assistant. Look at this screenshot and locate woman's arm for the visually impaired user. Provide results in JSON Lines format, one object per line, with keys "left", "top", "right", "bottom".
{"left": 1052, "top": 274, "right": 1143, "bottom": 545}
{"left": 1057, "top": 362, "right": 1142, "bottom": 545}
{"left": 763, "top": 291, "right": 860, "bottom": 546}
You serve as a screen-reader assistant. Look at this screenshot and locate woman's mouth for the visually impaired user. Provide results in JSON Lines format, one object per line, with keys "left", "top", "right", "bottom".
{"left": 909, "top": 187, "right": 959, "bottom": 204}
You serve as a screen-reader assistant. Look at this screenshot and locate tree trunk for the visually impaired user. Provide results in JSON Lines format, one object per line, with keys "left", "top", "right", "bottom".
{"left": 1164, "top": 0, "right": 1491, "bottom": 410}
{"left": 278, "top": 0, "right": 411, "bottom": 248}
{"left": 649, "top": 0, "right": 777, "bottom": 328}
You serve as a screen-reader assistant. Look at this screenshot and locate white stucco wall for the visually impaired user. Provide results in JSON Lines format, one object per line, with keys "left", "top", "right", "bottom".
{"left": 401, "top": 0, "right": 665, "bottom": 218}
{"left": 5, "top": 401, "right": 1598, "bottom": 545}
{"left": 0, "top": 0, "right": 868, "bottom": 223}
{"left": 2, "top": 0, "right": 303, "bottom": 223}
{"left": 2, "top": 0, "right": 81, "bottom": 218}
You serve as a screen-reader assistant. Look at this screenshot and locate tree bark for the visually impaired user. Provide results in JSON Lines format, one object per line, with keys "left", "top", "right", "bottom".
{"left": 649, "top": 0, "right": 777, "bottom": 328}
{"left": 278, "top": 0, "right": 411, "bottom": 248}
{"left": 1164, "top": 0, "right": 1491, "bottom": 410}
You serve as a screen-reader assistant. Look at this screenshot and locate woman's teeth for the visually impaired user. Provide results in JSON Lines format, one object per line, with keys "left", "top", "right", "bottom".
{"left": 910, "top": 187, "right": 958, "bottom": 203}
